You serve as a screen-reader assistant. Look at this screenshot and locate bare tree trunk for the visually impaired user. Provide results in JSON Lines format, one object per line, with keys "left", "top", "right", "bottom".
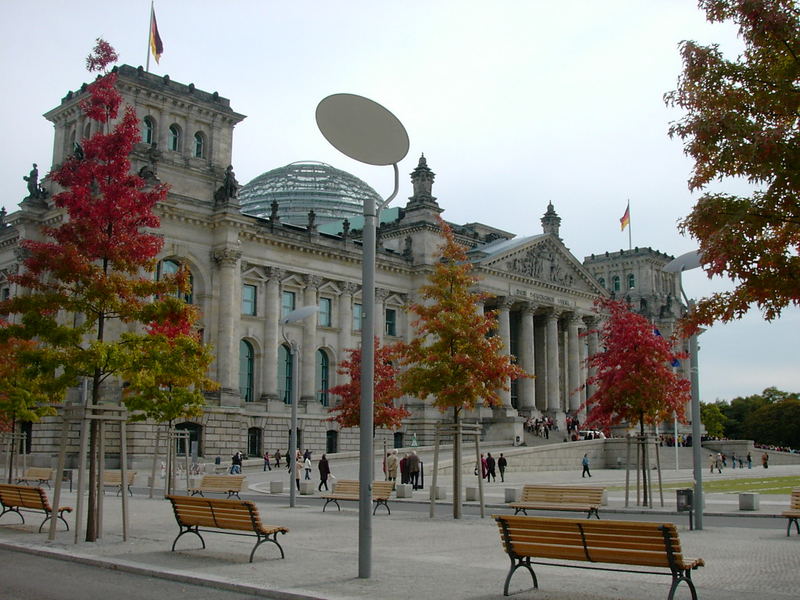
{"left": 639, "top": 415, "right": 648, "bottom": 506}
{"left": 453, "top": 407, "right": 462, "bottom": 519}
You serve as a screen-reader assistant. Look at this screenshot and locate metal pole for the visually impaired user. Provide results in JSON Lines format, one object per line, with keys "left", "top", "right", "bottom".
{"left": 289, "top": 341, "right": 298, "bottom": 508}
{"left": 688, "top": 323, "right": 704, "bottom": 530}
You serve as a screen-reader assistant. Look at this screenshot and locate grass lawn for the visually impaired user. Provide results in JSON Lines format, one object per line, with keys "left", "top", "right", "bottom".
{"left": 608, "top": 475, "right": 800, "bottom": 495}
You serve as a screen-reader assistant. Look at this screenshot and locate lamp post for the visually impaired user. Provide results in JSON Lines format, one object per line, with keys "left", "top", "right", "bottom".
{"left": 316, "top": 94, "right": 409, "bottom": 579}
{"left": 280, "top": 305, "right": 319, "bottom": 508}
{"left": 664, "top": 249, "right": 704, "bottom": 530}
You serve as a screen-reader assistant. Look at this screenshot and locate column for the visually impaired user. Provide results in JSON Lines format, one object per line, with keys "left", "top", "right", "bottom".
{"left": 518, "top": 303, "right": 536, "bottom": 411}
{"left": 585, "top": 317, "right": 599, "bottom": 412}
{"left": 545, "top": 309, "right": 561, "bottom": 413}
{"left": 263, "top": 267, "right": 283, "bottom": 400}
{"left": 567, "top": 313, "right": 582, "bottom": 413}
{"left": 497, "top": 298, "right": 513, "bottom": 408}
{"left": 301, "top": 276, "right": 320, "bottom": 405}
{"left": 338, "top": 283, "right": 357, "bottom": 357}
{"left": 212, "top": 246, "right": 242, "bottom": 398}
{"left": 534, "top": 316, "right": 547, "bottom": 412}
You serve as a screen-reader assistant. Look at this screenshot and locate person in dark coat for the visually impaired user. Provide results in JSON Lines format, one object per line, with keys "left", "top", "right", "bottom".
{"left": 318, "top": 454, "right": 331, "bottom": 491}
{"left": 497, "top": 453, "right": 508, "bottom": 482}
{"left": 486, "top": 453, "right": 496, "bottom": 482}
{"left": 407, "top": 451, "right": 421, "bottom": 489}
{"left": 400, "top": 453, "right": 409, "bottom": 484}
{"left": 274, "top": 450, "right": 282, "bottom": 468}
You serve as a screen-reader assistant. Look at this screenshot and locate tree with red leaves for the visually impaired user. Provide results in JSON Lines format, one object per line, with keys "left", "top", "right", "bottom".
{"left": 665, "top": 0, "right": 800, "bottom": 334}
{"left": 326, "top": 337, "right": 409, "bottom": 432}
{"left": 0, "top": 40, "right": 212, "bottom": 541}
{"left": 582, "top": 298, "right": 690, "bottom": 501}
{"left": 396, "top": 219, "right": 527, "bottom": 517}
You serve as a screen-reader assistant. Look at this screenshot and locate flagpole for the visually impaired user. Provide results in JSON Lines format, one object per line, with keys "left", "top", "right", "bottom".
{"left": 146, "top": 1, "right": 153, "bottom": 72}
{"left": 627, "top": 199, "right": 632, "bottom": 251}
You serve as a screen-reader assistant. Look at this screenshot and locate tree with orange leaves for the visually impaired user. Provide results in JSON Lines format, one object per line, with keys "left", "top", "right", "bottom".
{"left": 326, "top": 337, "right": 409, "bottom": 431}
{"left": 582, "top": 297, "right": 690, "bottom": 500}
{"left": 396, "top": 219, "right": 527, "bottom": 517}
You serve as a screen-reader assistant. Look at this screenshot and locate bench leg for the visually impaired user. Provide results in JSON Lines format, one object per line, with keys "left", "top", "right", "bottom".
{"left": 190, "top": 490, "right": 203, "bottom": 497}
{"left": 171, "top": 526, "right": 205, "bottom": 552}
{"left": 322, "top": 499, "right": 340, "bottom": 512}
{"left": 513, "top": 507, "right": 527, "bottom": 516}
{"left": 38, "top": 510, "right": 70, "bottom": 533}
{"left": 372, "top": 500, "right": 390, "bottom": 516}
{"left": 588, "top": 507, "right": 600, "bottom": 519}
{"left": 503, "top": 555, "right": 537, "bottom": 596}
{"left": 0, "top": 506, "right": 25, "bottom": 526}
{"left": 250, "top": 530, "right": 287, "bottom": 562}
{"left": 226, "top": 491, "right": 241, "bottom": 500}
{"left": 668, "top": 569, "right": 698, "bottom": 600}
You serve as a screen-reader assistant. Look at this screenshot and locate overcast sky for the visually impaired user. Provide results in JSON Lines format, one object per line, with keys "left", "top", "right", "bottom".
{"left": 1, "top": 1, "right": 797, "bottom": 403}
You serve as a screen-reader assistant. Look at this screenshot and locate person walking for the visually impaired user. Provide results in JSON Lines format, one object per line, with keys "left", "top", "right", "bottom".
{"left": 762, "top": 452, "right": 769, "bottom": 469}
{"left": 581, "top": 453, "right": 591, "bottom": 478}
{"left": 709, "top": 454, "right": 716, "bottom": 474}
{"left": 263, "top": 451, "right": 272, "bottom": 471}
{"left": 304, "top": 454, "right": 312, "bottom": 480}
{"left": 716, "top": 452, "right": 724, "bottom": 473}
{"left": 498, "top": 453, "right": 508, "bottom": 482}
{"left": 747, "top": 452, "right": 752, "bottom": 469}
{"left": 318, "top": 454, "right": 331, "bottom": 491}
{"left": 294, "top": 455, "right": 303, "bottom": 491}
{"left": 486, "top": 453, "right": 496, "bottom": 483}
{"left": 407, "top": 451, "right": 421, "bottom": 489}
{"left": 387, "top": 449, "right": 399, "bottom": 482}
{"left": 230, "top": 450, "right": 243, "bottom": 474}
{"left": 274, "top": 450, "right": 282, "bottom": 469}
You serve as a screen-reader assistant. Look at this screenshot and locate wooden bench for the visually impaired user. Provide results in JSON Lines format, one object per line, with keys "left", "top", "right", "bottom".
{"left": 0, "top": 483, "right": 72, "bottom": 533}
{"left": 321, "top": 480, "right": 395, "bottom": 515}
{"left": 494, "top": 514, "right": 704, "bottom": 599}
{"left": 165, "top": 495, "right": 288, "bottom": 562}
{"left": 509, "top": 484, "right": 604, "bottom": 519}
{"left": 15, "top": 467, "right": 54, "bottom": 489}
{"left": 781, "top": 488, "right": 800, "bottom": 536}
{"left": 188, "top": 474, "right": 245, "bottom": 499}
{"left": 103, "top": 470, "right": 137, "bottom": 496}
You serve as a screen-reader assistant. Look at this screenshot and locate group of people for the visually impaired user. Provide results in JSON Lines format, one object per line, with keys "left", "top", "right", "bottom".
{"left": 524, "top": 416, "right": 556, "bottom": 439}
{"left": 475, "top": 452, "right": 508, "bottom": 482}
{"left": 708, "top": 451, "right": 760, "bottom": 473}
{"left": 385, "top": 450, "right": 423, "bottom": 489}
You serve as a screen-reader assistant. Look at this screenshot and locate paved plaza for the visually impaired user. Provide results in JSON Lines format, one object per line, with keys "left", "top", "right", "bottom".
{"left": 0, "top": 451, "right": 798, "bottom": 600}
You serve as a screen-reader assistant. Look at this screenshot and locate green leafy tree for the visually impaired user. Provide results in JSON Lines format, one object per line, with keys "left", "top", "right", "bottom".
{"left": 0, "top": 40, "right": 212, "bottom": 541}
{"left": 700, "top": 401, "right": 728, "bottom": 438}
{"left": 583, "top": 298, "right": 691, "bottom": 501}
{"left": 743, "top": 397, "right": 800, "bottom": 447}
{"left": 720, "top": 386, "right": 781, "bottom": 438}
{"left": 665, "top": 0, "right": 800, "bottom": 333}
{"left": 395, "top": 219, "right": 527, "bottom": 518}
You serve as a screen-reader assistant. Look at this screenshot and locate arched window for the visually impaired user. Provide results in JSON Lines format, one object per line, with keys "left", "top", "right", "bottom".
{"left": 326, "top": 430, "right": 338, "bottom": 454}
{"left": 168, "top": 124, "right": 181, "bottom": 152}
{"left": 598, "top": 277, "right": 605, "bottom": 288}
{"left": 143, "top": 116, "right": 155, "bottom": 145}
{"left": 316, "top": 350, "right": 330, "bottom": 406}
{"left": 175, "top": 422, "right": 202, "bottom": 456}
{"left": 247, "top": 427, "right": 262, "bottom": 458}
{"left": 157, "top": 258, "right": 193, "bottom": 303}
{"left": 239, "top": 340, "right": 254, "bottom": 402}
{"left": 193, "top": 131, "right": 205, "bottom": 158}
{"left": 628, "top": 273, "right": 636, "bottom": 289}
{"left": 278, "top": 344, "right": 293, "bottom": 404}
{"left": 612, "top": 275, "right": 621, "bottom": 292}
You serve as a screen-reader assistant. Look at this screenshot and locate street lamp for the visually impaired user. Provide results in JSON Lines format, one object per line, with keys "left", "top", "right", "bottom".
{"left": 664, "top": 249, "right": 704, "bottom": 530}
{"left": 280, "top": 305, "right": 319, "bottom": 508}
{"left": 316, "top": 93, "right": 409, "bottom": 579}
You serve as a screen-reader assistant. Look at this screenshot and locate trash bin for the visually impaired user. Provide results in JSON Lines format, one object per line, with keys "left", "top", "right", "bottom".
{"left": 214, "top": 456, "right": 221, "bottom": 465}
{"left": 676, "top": 488, "right": 694, "bottom": 530}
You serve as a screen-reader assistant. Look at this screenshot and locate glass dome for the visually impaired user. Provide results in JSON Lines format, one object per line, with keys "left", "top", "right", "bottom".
{"left": 238, "top": 161, "right": 381, "bottom": 226}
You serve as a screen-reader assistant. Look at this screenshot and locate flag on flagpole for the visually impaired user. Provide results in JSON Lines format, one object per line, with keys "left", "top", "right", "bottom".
{"left": 619, "top": 203, "right": 630, "bottom": 231}
{"left": 149, "top": 5, "right": 164, "bottom": 64}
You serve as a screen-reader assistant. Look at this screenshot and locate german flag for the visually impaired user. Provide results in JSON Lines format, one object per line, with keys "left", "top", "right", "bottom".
{"left": 150, "top": 5, "right": 164, "bottom": 64}
{"left": 620, "top": 203, "right": 630, "bottom": 231}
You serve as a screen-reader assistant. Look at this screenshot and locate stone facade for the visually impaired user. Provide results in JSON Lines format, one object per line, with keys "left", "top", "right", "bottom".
{"left": 0, "top": 66, "right": 692, "bottom": 468}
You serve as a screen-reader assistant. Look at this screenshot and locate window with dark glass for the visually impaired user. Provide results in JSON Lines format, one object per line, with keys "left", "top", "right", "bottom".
{"left": 598, "top": 277, "right": 605, "bottom": 288}
{"left": 143, "top": 117, "right": 155, "bottom": 145}
{"left": 168, "top": 124, "right": 181, "bottom": 152}
{"left": 239, "top": 339, "right": 254, "bottom": 402}
{"left": 385, "top": 308, "right": 397, "bottom": 336}
{"left": 281, "top": 291, "right": 296, "bottom": 318}
{"left": 628, "top": 273, "right": 636, "bottom": 289}
{"left": 193, "top": 131, "right": 205, "bottom": 158}
{"left": 247, "top": 427, "right": 262, "bottom": 458}
{"left": 279, "top": 344, "right": 293, "bottom": 404}
{"left": 157, "top": 259, "right": 193, "bottom": 303}
{"left": 353, "top": 303, "right": 362, "bottom": 331}
{"left": 316, "top": 350, "right": 329, "bottom": 406}
{"left": 175, "top": 422, "right": 202, "bottom": 456}
{"left": 318, "top": 297, "right": 332, "bottom": 327}
{"left": 612, "top": 276, "right": 621, "bottom": 292}
{"left": 242, "top": 284, "right": 257, "bottom": 316}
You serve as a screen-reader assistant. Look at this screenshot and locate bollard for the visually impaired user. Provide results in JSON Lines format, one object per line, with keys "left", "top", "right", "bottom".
{"left": 739, "top": 492, "right": 760, "bottom": 511}
{"left": 505, "top": 488, "right": 520, "bottom": 503}
{"left": 465, "top": 486, "right": 478, "bottom": 502}
{"left": 269, "top": 480, "right": 284, "bottom": 494}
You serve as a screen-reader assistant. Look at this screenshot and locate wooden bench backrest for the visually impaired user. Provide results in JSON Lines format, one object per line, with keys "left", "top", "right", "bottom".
{"left": 332, "top": 480, "right": 393, "bottom": 499}
{"left": 331, "top": 480, "right": 360, "bottom": 495}
{"left": 790, "top": 489, "right": 800, "bottom": 510}
{"left": 372, "top": 481, "right": 395, "bottom": 500}
{"left": 20, "top": 467, "right": 53, "bottom": 481}
{"left": 199, "top": 474, "right": 245, "bottom": 490}
{"left": 0, "top": 484, "right": 51, "bottom": 512}
{"left": 494, "top": 514, "right": 684, "bottom": 569}
{"left": 166, "top": 494, "right": 261, "bottom": 533}
{"left": 103, "top": 470, "right": 136, "bottom": 485}
{"left": 520, "top": 485, "right": 604, "bottom": 504}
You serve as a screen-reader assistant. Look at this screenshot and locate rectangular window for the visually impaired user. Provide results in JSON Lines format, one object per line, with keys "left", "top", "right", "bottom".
{"left": 385, "top": 308, "right": 397, "bottom": 337}
{"left": 318, "top": 297, "right": 332, "bottom": 327}
{"left": 353, "top": 303, "right": 362, "bottom": 331}
{"left": 242, "top": 284, "right": 257, "bottom": 316}
{"left": 281, "top": 290, "right": 296, "bottom": 318}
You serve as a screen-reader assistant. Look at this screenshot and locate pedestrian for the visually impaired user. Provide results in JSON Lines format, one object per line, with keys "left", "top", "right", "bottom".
{"left": 709, "top": 454, "right": 716, "bottom": 474}
{"left": 294, "top": 455, "right": 303, "bottom": 490}
{"left": 387, "top": 449, "right": 399, "bottom": 482}
{"left": 762, "top": 452, "right": 769, "bottom": 469}
{"left": 738, "top": 456, "right": 744, "bottom": 469}
{"left": 480, "top": 453, "right": 488, "bottom": 479}
{"left": 400, "top": 453, "right": 409, "bottom": 484}
{"left": 303, "top": 448, "right": 311, "bottom": 461}
{"left": 716, "top": 452, "right": 723, "bottom": 473}
{"left": 407, "top": 450, "right": 421, "bottom": 489}
{"left": 498, "top": 453, "right": 508, "bottom": 483}
{"left": 274, "top": 450, "right": 282, "bottom": 469}
{"left": 230, "top": 450, "right": 242, "bottom": 474}
{"left": 318, "top": 454, "right": 331, "bottom": 491}
{"left": 747, "top": 452, "right": 752, "bottom": 469}
{"left": 581, "top": 453, "right": 591, "bottom": 478}
{"left": 304, "top": 454, "right": 312, "bottom": 480}
{"left": 731, "top": 452, "right": 737, "bottom": 469}
{"left": 263, "top": 451, "right": 272, "bottom": 471}
{"left": 486, "top": 453, "right": 496, "bottom": 483}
